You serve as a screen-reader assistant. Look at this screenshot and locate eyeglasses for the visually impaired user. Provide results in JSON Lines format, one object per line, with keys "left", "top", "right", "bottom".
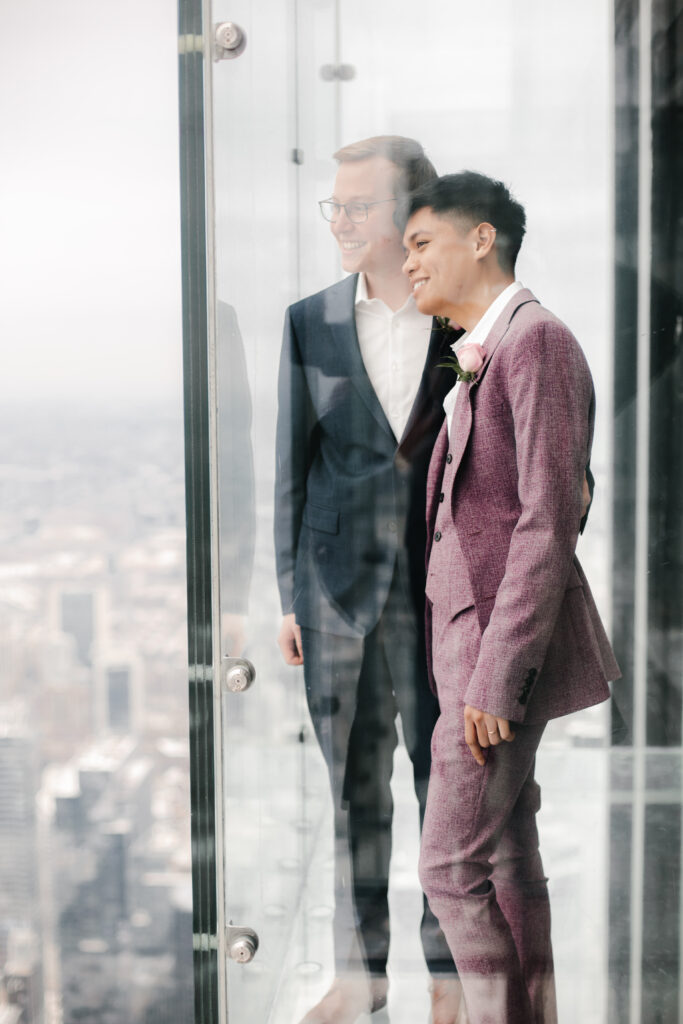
{"left": 318, "top": 198, "right": 397, "bottom": 224}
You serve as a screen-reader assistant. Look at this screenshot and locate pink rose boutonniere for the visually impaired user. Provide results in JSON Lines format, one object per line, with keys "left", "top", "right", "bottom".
{"left": 438, "top": 341, "right": 486, "bottom": 383}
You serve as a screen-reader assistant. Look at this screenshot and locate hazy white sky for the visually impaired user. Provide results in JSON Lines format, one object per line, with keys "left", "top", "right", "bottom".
{"left": 1, "top": 0, "right": 611, "bottom": 416}
{"left": 0, "top": 0, "right": 183, "bottom": 406}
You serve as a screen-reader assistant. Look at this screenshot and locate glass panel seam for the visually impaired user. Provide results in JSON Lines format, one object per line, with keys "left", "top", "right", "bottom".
{"left": 630, "top": 0, "right": 652, "bottom": 1021}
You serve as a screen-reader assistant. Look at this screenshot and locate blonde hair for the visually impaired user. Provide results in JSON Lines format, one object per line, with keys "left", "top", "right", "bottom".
{"left": 333, "top": 136, "right": 437, "bottom": 197}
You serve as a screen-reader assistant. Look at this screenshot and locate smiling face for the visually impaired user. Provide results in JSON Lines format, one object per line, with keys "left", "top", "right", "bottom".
{"left": 402, "top": 207, "right": 481, "bottom": 320}
{"left": 329, "top": 156, "right": 404, "bottom": 278}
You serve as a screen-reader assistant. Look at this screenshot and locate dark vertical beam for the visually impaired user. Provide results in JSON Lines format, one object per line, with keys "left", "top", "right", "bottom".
{"left": 177, "top": 3, "right": 219, "bottom": 1022}
{"left": 644, "top": 3, "right": 683, "bottom": 1019}
{"left": 611, "top": 1, "right": 641, "bottom": 1020}
{"left": 642, "top": 793, "right": 681, "bottom": 1019}
{"left": 647, "top": 0, "right": 683, "bottom": 747}
{"left": 612, "top": 0, "right": 640, "bottom": 747}
{"left": 612, "top": 1, "right": 683, "bottom": 1021}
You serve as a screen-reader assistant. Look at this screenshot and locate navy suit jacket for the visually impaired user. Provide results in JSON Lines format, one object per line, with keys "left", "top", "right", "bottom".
{"left": 274, "top": 274, "right": 455, "bottom": 638}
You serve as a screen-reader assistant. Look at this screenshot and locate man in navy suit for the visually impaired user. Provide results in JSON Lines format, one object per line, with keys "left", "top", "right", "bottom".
{"left": 275, "top": 138, "right": 462, "bottom": 1024}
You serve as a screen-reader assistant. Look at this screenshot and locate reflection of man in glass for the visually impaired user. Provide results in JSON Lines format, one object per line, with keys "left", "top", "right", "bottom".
{"left": 402, "top": 173, "right": 621, "bottom": 1024}
{"left": 274, "top": 138, "right": 463, "bottom": 1023}
{"left": 217, "top": 301, "right": 255, "bottom": 654}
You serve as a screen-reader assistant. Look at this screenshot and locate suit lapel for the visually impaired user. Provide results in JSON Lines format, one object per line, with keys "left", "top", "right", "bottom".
{"left": 447, "top": 385, "right": 474, "bottom": 482}
{"left": 399, "top": 319, "right": 459, "bottom": 451}
{"left": 473, "top": 288, "right": 539, "bottom": 382}
{"left": 448, "top": 289, "right": 539, "bottom": 480}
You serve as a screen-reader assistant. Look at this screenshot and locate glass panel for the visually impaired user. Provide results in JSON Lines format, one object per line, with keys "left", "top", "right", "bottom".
{"left": 184, "top": 0, "right": 683, "bottom": 1020}
{"left": 0, "top": 3, "right": 192, "bottom": 1023}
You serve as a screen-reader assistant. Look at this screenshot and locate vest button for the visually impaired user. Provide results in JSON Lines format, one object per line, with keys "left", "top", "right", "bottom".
{"left": 445, "top": 453, "right": 453, "bottom": 464}
{"left": 439, "top": 492, "right": 445, "bottom": 502}
{"left": 434, "top": 531, "right": 442, "bottom": 542}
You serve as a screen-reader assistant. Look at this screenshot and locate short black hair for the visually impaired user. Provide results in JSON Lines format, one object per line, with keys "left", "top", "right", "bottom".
{"left": 404, "top": 171, "right": 526, "bottom": 273}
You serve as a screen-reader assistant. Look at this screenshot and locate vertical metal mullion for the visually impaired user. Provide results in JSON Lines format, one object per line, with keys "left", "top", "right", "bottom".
{"left": 292, "top": 0, "right": 302, "bottom": 297}
{"left": 603, "top": 13, "right": 618, "bottom": 1018}
{"left": 200, "top": 0, "right": 228, "bottom": 1018}
{"left": 629, "top": 0, "right": 652, "bottom": 1020}
{"left": 333, "top": 0, "right": 342, "bottom": 151}
{"left": 178, "top": 0, "right": 222, "bottom": 1020}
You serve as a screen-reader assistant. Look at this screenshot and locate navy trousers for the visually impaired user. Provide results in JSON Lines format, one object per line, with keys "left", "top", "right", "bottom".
{"left": 301, "top": 568, "right": 455, "bottom": 978}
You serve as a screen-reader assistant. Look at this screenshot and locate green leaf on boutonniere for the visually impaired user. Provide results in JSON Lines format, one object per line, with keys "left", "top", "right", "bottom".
{"left": 437, "top": 353, "right": 476, "bottom": 383}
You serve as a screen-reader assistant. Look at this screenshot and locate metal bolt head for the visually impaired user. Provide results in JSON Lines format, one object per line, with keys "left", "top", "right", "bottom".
{"left": 214, "top": 22, "right": 247, "bottom": 60}
{"left": 222, "top": 658, "right": 255, "bottom": 693}
{"left": 229, "top": 936, "right": 256, "bottom": 963}
{"left": 319, "top": 63, "right": 356, "bottom": 82}
{"left": 216, "top": 22, "right": 241, "bottom": 49}
{"left": 226, "top": 667, "right": 248, "bottom": 692}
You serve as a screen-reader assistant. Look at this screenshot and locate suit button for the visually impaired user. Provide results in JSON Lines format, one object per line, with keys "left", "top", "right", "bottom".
{"left": 446, "top": 453, "right": 453, "bottom": 464}
{"left": 434, "top": 531, "right": 442, "bottom": 542}
{"left": 388, "top": 521, "right": 397, "bottom": 532}
{"left": 439, "top": 492, "right": 444, "bottom": 502}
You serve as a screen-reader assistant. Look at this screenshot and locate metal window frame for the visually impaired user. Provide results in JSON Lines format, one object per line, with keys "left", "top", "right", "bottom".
{"left": 177, "top": 0, "right": 225, "bottom": 1020}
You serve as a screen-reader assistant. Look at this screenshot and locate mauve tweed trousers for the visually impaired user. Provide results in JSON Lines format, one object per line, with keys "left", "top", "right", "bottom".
{"left": 420, "top": 603, "right": 558, "bottom": 1024}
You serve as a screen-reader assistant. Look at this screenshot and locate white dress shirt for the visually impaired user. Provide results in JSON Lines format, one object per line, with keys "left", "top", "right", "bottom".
{"left": 444, "top": 281, "right": 525, "bottom": 437}
{"left": 355, "top": 274, "right": 433, "bottom": 441}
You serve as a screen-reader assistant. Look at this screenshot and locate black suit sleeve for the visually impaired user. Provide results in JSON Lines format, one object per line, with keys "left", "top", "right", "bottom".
{"left": 579, "top": 461, "right": 595, "bottom": 535}
{"left": 274, "top": 306, "right": 317, "bottom": 614}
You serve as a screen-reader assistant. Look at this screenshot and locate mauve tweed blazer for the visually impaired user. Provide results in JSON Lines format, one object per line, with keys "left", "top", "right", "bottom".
{"left": 425, "top": 288, "right": 620, "bottom": 724}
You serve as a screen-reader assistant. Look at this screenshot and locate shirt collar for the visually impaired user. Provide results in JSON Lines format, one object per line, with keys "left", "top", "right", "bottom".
{"left": 355, "top": 273, "right": 371, "bottom": 305}
{"left": 354, "top": 273, "right": 418, "bottom": 317}
{"left": 454, "top": 280, "right": 524, "bottom": 351}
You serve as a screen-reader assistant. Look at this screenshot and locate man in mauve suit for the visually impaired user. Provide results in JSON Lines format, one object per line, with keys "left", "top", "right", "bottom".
{"left": 275, "top": 138, "right": 463, "bottom": 1023}
{"left": 401, "top": 172, "right": 621, "bottom": 1024}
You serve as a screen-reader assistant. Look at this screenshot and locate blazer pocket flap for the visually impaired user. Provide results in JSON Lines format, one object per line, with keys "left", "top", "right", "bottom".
{"left": 303, "top": 503, "right": 339, "bottom": 535}
{"left": 450, "top": 595, "right": 476, "bottom": 619}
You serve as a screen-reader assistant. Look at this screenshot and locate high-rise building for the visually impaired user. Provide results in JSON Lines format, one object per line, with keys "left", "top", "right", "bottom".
{"left": 0, "top": 722, "right": 39, "bottom": 928}
{"left": 59, "top": 591, "right": 96, "bottom": 667}
{"left": 3, "top": 928, "right": 43, "bottom": 1024}
{"left": 0, "top": 720, "right": 43, "bottom": 1023}
{"left": 93, "top": 652, "right": 144, "bottom": 736}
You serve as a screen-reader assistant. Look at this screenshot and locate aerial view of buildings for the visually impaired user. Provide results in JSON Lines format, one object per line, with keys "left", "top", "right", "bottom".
{"left": 0, "top": 407, "right": 192, "bottom": 1023}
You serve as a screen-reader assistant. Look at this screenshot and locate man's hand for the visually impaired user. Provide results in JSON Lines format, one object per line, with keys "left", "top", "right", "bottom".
{"left": 278, "top": 613, "right": 304, "bottom": 665}
{"left": 464, "top": 705, "right": 515, "bottom": 766}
